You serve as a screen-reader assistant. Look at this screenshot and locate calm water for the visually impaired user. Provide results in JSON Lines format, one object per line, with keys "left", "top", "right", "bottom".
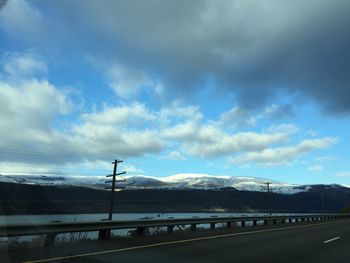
{"left": 0, "top": 212, "right": 310, "bottom": 225}
{"left": 0, "top": 212, "right": 316, "bottom": 246}
{"left": 0, "top": 212, "right": 260, "bottom": 225}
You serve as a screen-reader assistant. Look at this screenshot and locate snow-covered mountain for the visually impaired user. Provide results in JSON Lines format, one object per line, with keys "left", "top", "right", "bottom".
{"left": 0, "top": 173, "right": 327, "bottom": 195}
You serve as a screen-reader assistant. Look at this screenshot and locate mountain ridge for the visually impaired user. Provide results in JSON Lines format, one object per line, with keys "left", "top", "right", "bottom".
{"left": 0, "top": 173, "right": 348, "bottom": 195}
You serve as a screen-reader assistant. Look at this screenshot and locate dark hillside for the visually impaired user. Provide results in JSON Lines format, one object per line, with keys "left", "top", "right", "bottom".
{"left": 1, "top": 182, "right": 350, "bottom": 214}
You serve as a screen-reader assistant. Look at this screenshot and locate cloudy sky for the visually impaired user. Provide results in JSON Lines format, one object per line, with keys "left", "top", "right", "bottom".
{"left": 0, "top": 0, "right": 350, "bottom": 184}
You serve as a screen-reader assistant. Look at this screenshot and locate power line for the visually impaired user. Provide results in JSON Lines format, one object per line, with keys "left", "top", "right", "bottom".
{"left": 0, "top": 147, "right": 77, "bottom": 158}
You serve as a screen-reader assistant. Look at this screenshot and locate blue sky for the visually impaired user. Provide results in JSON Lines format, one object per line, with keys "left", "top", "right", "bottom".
{"left": 1, "top": 0, "right": 350, "bottom": 185}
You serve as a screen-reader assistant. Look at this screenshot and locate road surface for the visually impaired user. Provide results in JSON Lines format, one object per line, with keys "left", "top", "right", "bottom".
{"left": 4, "top": 219, "right": 350, "bottom": 263}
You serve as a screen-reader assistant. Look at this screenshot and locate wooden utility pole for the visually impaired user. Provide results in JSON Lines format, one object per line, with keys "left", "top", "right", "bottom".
{"left": 106, "top": 160, "right": 126, "bottom": 221}
{"left": 321, "top": 188, "right": 325, "bottom": 214}
{"left": 99, "top": 160, "right": 126, "bottom": 240}
{"left": 266, "top": 182, "right": 272, "bottom": 216}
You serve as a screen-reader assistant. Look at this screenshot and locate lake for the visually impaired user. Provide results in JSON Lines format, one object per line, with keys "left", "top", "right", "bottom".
{"left": 0, "top": 212, "right": 297, "bottom": 225}
{"left": 0, "top": 212, "right": 317, "bottom": 247}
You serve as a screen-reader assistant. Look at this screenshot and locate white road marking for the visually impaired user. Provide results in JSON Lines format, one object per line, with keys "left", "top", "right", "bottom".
{"left": 23, "top": 220, "right": 347, "bottom": 263}
{"left": 323, "top": 236, "right": 340, "bottom": 244}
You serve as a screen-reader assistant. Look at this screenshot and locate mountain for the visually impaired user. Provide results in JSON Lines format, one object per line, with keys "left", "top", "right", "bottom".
{"left": 1, "top": 181, "right": 350, "bottom": 215}
{"left": 0, "top": 173, "right": 319, "bottom": 195}
{"left": 1, "top": 174, "right": 350, "bottom": 214}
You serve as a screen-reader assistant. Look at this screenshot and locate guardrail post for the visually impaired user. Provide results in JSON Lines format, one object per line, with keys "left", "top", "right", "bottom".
{"left": 98, "top": 229, "right": 110, "bottom": 240}
{"left": 45, "top": 233, "right": 57, "bottom": 247}
{"left": 136, "top": 227, "right": 144, "bottom": 236}
{"left": 9, "top": 214, "right": 347, "bottom": 246}
{"left": 167, "top": 225, "right": 174, "bottom": 234}
{"left": 191, "top": 224, "right": 197, "bottom": 231}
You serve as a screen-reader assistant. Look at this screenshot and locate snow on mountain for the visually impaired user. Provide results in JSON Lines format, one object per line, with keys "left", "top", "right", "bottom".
{"left": 124, "top": 175, "right": 169, "bottom": 188}
{"left": 160, "top": 174, "right": 306, "bottom": 194}
{"left": 0, "top": 173, "right": 314, "bottom": 194}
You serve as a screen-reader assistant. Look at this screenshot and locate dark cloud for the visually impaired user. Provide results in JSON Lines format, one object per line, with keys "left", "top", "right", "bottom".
{"left": 0, "top": 0, "right": 7, "bottom": 11}
{"left": 28, "top": 0, "right": 350, "bottom": 113}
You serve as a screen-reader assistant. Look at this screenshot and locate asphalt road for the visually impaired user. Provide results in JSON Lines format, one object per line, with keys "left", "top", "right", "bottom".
{"left": 4, "top": 219, "right": 350, "bottom": 263}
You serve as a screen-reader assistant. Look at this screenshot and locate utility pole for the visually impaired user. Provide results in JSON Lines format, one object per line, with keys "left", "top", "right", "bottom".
{"left": 266, "top": 182, "right": 272, "bottom": 216}
{"left": 106, "top": 160, "right": 126, "bottom": 220}
{"left": 99, "top": 160, "right": 126, "bottom": 240}
{"left": 321, "top": 188, "right": 325, "bottom": 214}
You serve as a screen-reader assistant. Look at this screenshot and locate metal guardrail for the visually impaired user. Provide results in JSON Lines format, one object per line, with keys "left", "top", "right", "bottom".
{"left": 1, "top": 213, "right": 349, "bottom": 246}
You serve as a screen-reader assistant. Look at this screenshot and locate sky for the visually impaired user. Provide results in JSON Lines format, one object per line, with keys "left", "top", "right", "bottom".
{"left": 0, "top": 0, "right": 350, "bottom": 185}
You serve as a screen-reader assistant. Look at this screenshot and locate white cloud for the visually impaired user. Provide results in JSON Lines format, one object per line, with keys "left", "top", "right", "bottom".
{"left": 305, "top": 129, "right": 318, "bottom": 137}
{"left": 2, "top": 1, "right": 350, "bottom": 114}
{"left": 229, "top": 137, "right": 338, "bottom": 167}
{"left": 107, "top": 64, "right": 152, "bottom": 98}
{"left": 120, "top": 164, "right": 144, "bottom": 174}
{"left": 0, "top": 75, "right": 338, "bottom": 167}
{"left": 260, "top": 104, "right": 294, "bottom": 120}
{"left": 266, "top": 123, "right": 300, "bottom": 135}
{"left": 80, "top": 102, "right": 156, "bottom": 126}
{"left": 336, "top": 172, "right": 350, "bottom": 177}
{"left": 216, "top": 107, "right": 256, "bottom": 128}
{"left": 184, "top": 130, "right": 288, "bottom": 159}
{"left": 212, "top": 105, "right": 295, "bottom": 130}
{"left": 315, "top": 155, "right": 336, "bottom": 162}
{"left": 308, "top": 165, "right": 323, "bottom": 172}
{"left": 2, "top": 52, "right": 47, "bottom": 77}
{"left": 168, "top": 151, "right": 185, "bottom": 160}
{"left": 0, "top": 53, "right": 340, "bottom": 168}
{"left": 0, "top": 161, "right": 64, "bottom": 176}
{"left": 70, "top": 124, "right": 164, "bottom": 158}
{"left": 0, "top": 55, "right": 163, "bottom": 164}
{"left": 159, "top": 102, "right": 203, "bottom": 126}
{"left": 0, "top": 0, "right": 47, "bottom": 42}
{"left": 0, "top": 79, "right": 73, "bottom": 148}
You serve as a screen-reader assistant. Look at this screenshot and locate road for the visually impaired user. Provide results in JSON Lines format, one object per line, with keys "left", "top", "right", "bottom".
{"left": 4, "top": 219, "right": 350, "bottom": 263}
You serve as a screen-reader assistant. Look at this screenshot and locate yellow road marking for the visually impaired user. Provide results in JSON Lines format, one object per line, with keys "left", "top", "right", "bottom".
{"left": 24, "top": 220, "right": 347, "bottom": 263}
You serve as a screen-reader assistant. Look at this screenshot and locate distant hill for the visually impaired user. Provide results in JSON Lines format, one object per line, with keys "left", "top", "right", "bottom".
{"left": 1, "top": 180, "right": 350, "bottom": 215}
{"left": 0, "top": 173, "right": 323, "bottom": 194}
